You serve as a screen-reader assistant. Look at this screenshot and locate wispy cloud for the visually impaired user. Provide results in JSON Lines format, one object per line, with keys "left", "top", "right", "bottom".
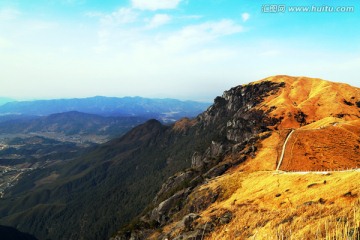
{"left": 131, "top": 0, "right": 181, "bottom": 11}
{"left": 147, "top": 14, "right": 171, "bottom": 29}
{"left": 0, "top": 8, "right": 20, "bottom": 21}
{"left": 180, "top": 15, "right": 203, "bottom": 20}
{"left": 100, "top": 8, "right": 138, "bottom": 26}
{"left": 241, "top": 13, "right": 250, "bottom": 22}
{"left": 164, "top": 19, "right": 243, "bottom": 48}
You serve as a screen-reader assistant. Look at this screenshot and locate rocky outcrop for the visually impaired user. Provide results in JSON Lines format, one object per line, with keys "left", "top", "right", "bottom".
{"left": 150, "top": 188, "right": 192, "bottom": 225}
{"left": 114, "top": 80, "right": 286, "bottom": 239}
{"left": 294, "top": 111, "right": 307, "bottom": 126}
{"left": 154, "top": 170, "right": 199, "bottom": 204}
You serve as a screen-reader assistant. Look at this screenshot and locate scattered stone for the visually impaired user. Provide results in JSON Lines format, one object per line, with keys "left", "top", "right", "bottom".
{"left": 219, "top": 212, "right": 233, "bottom": 225}
{"left": 182, "top": 213, "right": 200, "bottom": 231}
{"left": 307, "top": 183, "right": 318, "bottom": 188}
{"left": 280, "top": 215, "right": 295, "bottom": 224}
{"left": 173, "top": 230, "right": 201, "bottom": 240}
{"left": 348, "top": 227, "right": 360, "bottom": 238}
{"left": 303, "top": 201, "right": 315, "bottom": 206}
{"left": 203, "top": 163, "right": 230, "bottom": 179}
{"left": 343, "top": 191, "right": 357, "bottom": 198}
{"left": 294, "top": 111, "right": 307, "bottom": 126}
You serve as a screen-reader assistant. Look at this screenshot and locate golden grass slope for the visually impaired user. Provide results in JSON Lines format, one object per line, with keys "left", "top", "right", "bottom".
{"left": 254, "top": 76, "right": 360, "bottom": 171}
{"left": 280, "top": 120, "right": 360, "bottom": 171}
{"left": 204, "top": 170, "right": 360, "bottom": 240}
{"left": 256, "top": 75, "right": 360, "bottom": 129}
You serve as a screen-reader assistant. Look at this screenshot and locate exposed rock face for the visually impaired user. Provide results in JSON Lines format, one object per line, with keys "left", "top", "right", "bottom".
{"left": 154, "top": 170, "right": 198, "bottom": 203}
{"left": 191, "top": 152, "right": 203, "bottom": 169}
{"left": 150, "top": 188, "right": 192, "bottom": 225}
{"left": 114, "top": 80, "right": 286, "bottom": 239}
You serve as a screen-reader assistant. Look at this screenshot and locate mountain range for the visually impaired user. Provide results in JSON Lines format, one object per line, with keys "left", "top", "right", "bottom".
{"left": 0, "top": 96, "right": 210, "bottom": 122}
{"left": 0, "top": 111, "right": 146, "bottom": 140}
{"left": 0, "top": 76, "right": 359, "bottom": 240}
{"left": 0, "top": 98, "right": 14, "bottom": 106}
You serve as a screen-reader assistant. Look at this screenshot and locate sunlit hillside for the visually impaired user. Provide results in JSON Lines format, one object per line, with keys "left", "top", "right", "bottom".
{"left": 142, "top": 76, "right": 360, "bottom": 240}
{"left": 256, "top": 76, "right": 360, "bottom": 129}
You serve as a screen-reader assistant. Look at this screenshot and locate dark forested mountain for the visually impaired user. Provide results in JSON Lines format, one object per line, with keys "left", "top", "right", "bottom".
{"left": 0, "top": 135, "right": 85, "bottom": 166}
{"left": 0, "top": 225, "right": 37, "bottom": 240}
{"left": 0, "top": 111, "right": 145, "bottom": 138}
{"left": 0, "top": 96, "right": 210, "bottom": 122}
{"left": 0, "top": 119, "right": 200, "bottom": 240}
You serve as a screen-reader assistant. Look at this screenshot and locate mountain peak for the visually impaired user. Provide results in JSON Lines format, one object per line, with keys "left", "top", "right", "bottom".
{"left": 249, "top": 75, "right": 360, "bottom": 129}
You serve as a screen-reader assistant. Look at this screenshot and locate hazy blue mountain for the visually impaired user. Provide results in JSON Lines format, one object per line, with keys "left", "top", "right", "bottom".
{"left": 0, "top": 98, "right": 15, "bottom": 106}
{"left": 0, "top": 96, "right": 210, "bottom": 121}
{"left": 0, "top": 114, "right": 39, "bottom": 123}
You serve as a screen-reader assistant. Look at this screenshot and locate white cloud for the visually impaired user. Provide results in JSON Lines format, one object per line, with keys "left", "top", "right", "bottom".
{"left": 147, "top": 14, "right": 171, "bottom": 29}
{"left": 99, "top": 8, "right": 138, "bottom": 26}
{"left": 131, "top": 0, "right": 181, "bottom": 10}
{"left": 163, "top": 20, "right": 243, "bottom": 50}
{"left": 180, "top": 15, "right": 203, "bottom": 20}
{"left": 0, "top": 8, "right": 20, "bottom": 21}
{"left": 242, "top": 12, "right": 250, "bottom": 22}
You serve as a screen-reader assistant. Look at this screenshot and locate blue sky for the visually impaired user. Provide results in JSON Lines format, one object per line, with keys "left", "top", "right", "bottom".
{"left": 0, "top": 0, "right": 359, "bottom": 101}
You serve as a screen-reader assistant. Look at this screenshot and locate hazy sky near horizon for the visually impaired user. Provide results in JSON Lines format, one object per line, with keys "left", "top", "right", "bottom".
{"left": 0, "top": 0, "right": 359, "bottom": 101}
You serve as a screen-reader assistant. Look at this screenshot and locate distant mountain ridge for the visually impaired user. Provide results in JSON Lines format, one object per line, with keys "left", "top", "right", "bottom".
{"left": 0, "top": 96, "right": 210, "bottom": 121}
{"left": 0, "top": 111, "right": 145, "bottom": 138}
{"left": 0, "top": 97, "right": 15, "bottom": 106}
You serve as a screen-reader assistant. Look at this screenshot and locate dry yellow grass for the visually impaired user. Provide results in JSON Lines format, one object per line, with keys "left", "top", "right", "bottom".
{"left": 255, "top": 76, "right": 360, "bottom": 129}
{"left": 280, "top": 121, "right": 360, "bottom": 171}
{"left": 233, "top": 131, "right": 285, "bottom": 172}
{"left": 172, "top": 117, "right": 197, "bottom": 132}
{"left": 197, "top": 170, "right": 360, "bottom": 239}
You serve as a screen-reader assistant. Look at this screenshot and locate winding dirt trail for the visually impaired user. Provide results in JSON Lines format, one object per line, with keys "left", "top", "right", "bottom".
{"left": 276, "top": 129, "right": 295, "bottom": 171}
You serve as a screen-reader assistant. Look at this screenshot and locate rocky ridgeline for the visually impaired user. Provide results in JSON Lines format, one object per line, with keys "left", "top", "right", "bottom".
{"left": 113, "top": 81, "right": 286, "bottom": 239}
